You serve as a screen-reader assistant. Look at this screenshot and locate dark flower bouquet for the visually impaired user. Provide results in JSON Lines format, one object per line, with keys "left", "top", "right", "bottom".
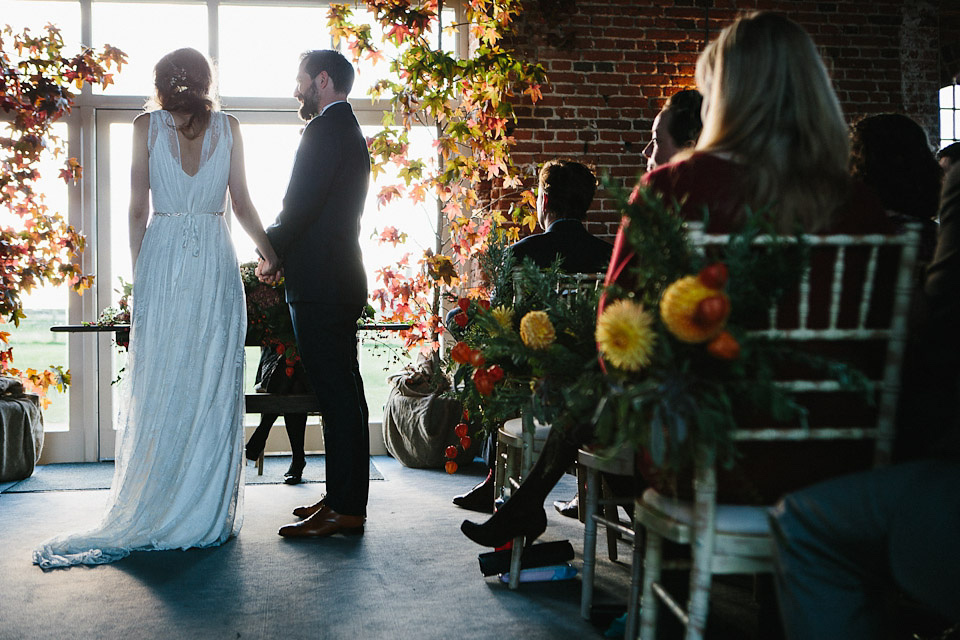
{"left": 240, "top": 261, "right": 300, "bottom": 376}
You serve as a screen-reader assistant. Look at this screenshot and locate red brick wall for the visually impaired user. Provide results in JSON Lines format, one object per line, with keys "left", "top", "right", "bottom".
{"left": 504, "top": 0, "right": 942, "bottom": 239}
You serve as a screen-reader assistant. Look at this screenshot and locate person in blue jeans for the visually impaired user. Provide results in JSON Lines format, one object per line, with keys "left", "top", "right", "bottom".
{"left": 770, "top": 164, "right": 960, "bottom": 639}
{"left": 769, "top": 460, "right": 960, "bottom": 639}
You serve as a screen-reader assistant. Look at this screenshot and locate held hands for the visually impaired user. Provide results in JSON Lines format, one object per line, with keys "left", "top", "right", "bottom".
{"left": 256, "top": 256, "right": 283, "bottom": 285}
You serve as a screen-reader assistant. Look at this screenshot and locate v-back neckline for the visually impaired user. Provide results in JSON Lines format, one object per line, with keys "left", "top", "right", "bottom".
{"left": 167, "top": 111, "right": 212, "bottom": 179}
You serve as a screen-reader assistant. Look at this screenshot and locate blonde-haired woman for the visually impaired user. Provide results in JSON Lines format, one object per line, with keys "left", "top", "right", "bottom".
{"left": 34, "top": 48, "right": 279, "bottom": 568}
{"left": 604, "top": 12, "right": 895, "bottom": 506}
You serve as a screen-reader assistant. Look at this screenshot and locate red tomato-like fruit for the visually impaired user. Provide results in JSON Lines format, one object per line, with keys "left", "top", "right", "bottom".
{"left": 275, "top": 343, "right": 286, "bottom": 355}
{"left": 707, "top": 331, "right": 740, "bottom": 360}
{"left": 454, "top": 311, "right": 469, "bottom": 328}
{"left": 445, "top": 445, "right": 458, "bottom": 459}
{"left": 445, "top": 460, "right": 459, "bottom": 474}
{"left": 473, "top": 369, "right": 494, "bottom": 395}
{"left": 450, "top": 341, "right": 472, "bottom": 364}
{"left": 458, "top": 298, "right": 470, "bottom": 311}
{"left": 478, "top": 300, "right": 491, "bottom": 310}
{"left": 487, "top": 364, "right": 504, "bottom": 382}
{"left": 455, "top": 423, "right": 469, "bottom": 438}
{"left": 698, "top": 262, "right": 729, "bottom": 289}
{"left": 469, "top": 350, "right": 486, "bottom": 368}
{"left": 693, "top": 294, "right": 730, "bottom": 328}
{"left": 285, "top": 367, "right": 295, "bottom": 377}
{"left": 460, "top": 436, "right": 472, "bottom": 449}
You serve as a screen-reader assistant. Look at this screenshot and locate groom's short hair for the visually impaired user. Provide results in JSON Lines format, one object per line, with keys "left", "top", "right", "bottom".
{"left": 300, "top": 50, "right": 355, "bottom": 96}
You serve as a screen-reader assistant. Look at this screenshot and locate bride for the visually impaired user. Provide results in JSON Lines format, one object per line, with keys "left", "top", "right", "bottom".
{"left": 33, "top": 48, "right": 279, "bottom": 568}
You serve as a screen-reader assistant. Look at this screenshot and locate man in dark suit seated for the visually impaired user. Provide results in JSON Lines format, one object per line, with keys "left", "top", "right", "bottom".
{"left": 452, "top": 159, "right": 612, "bottom": 513}
{"left": 506, "top": 159, "right": 613, "bottom": 274}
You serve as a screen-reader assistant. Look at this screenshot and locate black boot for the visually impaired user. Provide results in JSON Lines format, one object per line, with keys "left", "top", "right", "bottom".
{"left": 283, "top": 414, "right": 307, "bottom": 484}
{"left": 453, "top": 469, "right": 495, "bottom": 513}
{"left": 246, "top": 414, "right": 278, "bottom": 461}
{"left": 461, "top": 428, "right": 579, "bottom": 548}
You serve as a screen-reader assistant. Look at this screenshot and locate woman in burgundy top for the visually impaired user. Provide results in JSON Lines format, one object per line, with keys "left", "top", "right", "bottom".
{"left": 605, "top": 13, "right": 896, "bottom": 505}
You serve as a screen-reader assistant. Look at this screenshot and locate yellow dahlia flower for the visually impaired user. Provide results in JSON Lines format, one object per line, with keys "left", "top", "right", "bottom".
{"left": 519, "top": 310, "right": 556, "bottom": 349}
{"left": 596, "top": 299, "right": 656, "bottom": 371}
{"left": 659, "top": 276, "right": 729, "bottom": 343}
{"left": 491, "top": 305, "right": 514, "bottom": 331}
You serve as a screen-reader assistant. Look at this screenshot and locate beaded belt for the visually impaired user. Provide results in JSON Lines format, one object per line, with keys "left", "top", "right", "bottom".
{"left": 153, "top": 211, "right": 224, "bottom": 216}
{"left": 153, "top": 211, "right": 225, "bottom": 256}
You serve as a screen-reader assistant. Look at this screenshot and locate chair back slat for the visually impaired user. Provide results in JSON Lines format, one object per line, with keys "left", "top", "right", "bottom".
{"left": 798, "top": 266, "right": 812, "bottom": 331}
{"left": 856, "top": 245, "right": 880, "bottom": 329}
{"left": 686, "top": 221, "right": 922, "bottom": 463}
{"left": 826, "top": 245, "right": 844, "bottom": 330}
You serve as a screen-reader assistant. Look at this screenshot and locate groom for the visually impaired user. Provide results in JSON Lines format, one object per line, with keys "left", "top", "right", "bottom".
{"left": 258, "top": 50, "right": 371, "bottom": 538}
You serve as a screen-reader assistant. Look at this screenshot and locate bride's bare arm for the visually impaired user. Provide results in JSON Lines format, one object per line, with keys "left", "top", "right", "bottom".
{"left": 226, "top": 115, "right": 280, "bottom": 275}
{"left": 128, "top": 113, "right": 150, "bottom": 269}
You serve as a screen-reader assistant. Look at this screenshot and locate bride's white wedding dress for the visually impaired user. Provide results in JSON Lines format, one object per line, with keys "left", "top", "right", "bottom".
{"left": 33, "top": 110, "right": 246, "bottom": 568}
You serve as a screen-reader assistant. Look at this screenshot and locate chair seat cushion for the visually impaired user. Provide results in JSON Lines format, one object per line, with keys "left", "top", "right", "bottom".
{"left": 502, "top": 417, "right": 552, "bottom": 442}
{"left": 642, "top": 488, "right": 771, "bottom": 536}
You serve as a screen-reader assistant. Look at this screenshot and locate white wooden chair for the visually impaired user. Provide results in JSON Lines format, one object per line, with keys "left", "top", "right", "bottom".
{"left": 631, "top": 222, "right": 922, "bottom": 640}
{"left": 494, "top": 270, "right": 605, "bottom": 589}
{"left": 577, "top": 445, "right": 638, "bottom": 635}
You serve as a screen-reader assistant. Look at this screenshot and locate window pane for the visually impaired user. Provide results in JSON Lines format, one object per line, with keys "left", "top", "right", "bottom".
{"left": 2, "top": 1, "right": 81, "bottom": 51}
{"left": 219, "top": 4, "right": 331, "bottom": 98}
{"left": 0, "top": 123, "right": 71, "bottom": 431}
{"left": 92, "top": 1, "right": 208, "bottom": 96}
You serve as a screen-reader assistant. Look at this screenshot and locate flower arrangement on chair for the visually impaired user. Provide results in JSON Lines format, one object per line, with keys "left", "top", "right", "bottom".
{"left": 447, "top": 244, "right": 608, "bottom": 469}
{"left": 586, "top": 183, "right": 871, "bottom": 471}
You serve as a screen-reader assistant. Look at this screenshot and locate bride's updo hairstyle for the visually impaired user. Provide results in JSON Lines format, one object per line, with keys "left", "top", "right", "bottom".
{"left": 695, "top": 12, "right": 850, "bottom": 232}
{"left": 149, "top": 48, "right": 219, "bottom": 139}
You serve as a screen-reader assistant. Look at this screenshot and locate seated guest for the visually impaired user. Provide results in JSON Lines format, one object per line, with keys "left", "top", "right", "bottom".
{"left": 769, "top": 459, "right": 960, "bottom": 640}
{"left": 643, "top": 89, "right": 703, "bottom": 173}
{"left": 506, "top": 159, "right": 613, "bottom": 273}
{"left": 461, "top": 11, "right": 894, "bottom": 549}
{"left": 849, "top": 113, "right": 942, "bottom": 263}
{"left": 551, "top": 90, "right": 704, "bottom": 519}
{"left": 606, "top": 12, "right": 896, "bottom": 506}
{"left": 452, "top": 159, "right": 612, "bottom": 514}
{"left": 937, "top": 141, "right": 960, "bottom": 172}
{"left": 771, "top": 166, "right": 960, "bottom": 638}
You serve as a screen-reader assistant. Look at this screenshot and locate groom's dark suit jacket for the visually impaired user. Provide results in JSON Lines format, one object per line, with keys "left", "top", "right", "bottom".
{"left": 266, "top": 102, "right": 370, "bottom": 307}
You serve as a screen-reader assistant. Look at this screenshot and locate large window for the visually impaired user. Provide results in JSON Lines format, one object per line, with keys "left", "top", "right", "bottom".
{"left": 3, "top": 0, "right": 460, "bottom": 461}
{"left": 940, "top": 84, "right": 960, "bottom": 146}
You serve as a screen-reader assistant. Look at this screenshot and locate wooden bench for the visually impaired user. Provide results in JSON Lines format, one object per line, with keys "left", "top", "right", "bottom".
{"left": 244, "top": 393, "right": 321, "bottom": 476}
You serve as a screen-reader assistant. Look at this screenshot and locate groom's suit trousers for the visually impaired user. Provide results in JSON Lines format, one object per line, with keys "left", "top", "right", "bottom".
{"left": 289, "top": 301, "right": 370, "bottom": 517}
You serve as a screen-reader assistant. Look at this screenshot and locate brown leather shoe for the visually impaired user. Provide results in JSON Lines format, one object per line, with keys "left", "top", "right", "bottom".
{"left": 279, "top": 507, "right": 365, "bottom": 538}
{"left": 292, "top": 497, "right": 326, "bottom": 519}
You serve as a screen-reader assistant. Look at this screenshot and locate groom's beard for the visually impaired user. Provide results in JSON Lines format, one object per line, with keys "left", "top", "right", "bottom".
{"left": 298, "top": 85, "right": 320, "bottom": 121}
